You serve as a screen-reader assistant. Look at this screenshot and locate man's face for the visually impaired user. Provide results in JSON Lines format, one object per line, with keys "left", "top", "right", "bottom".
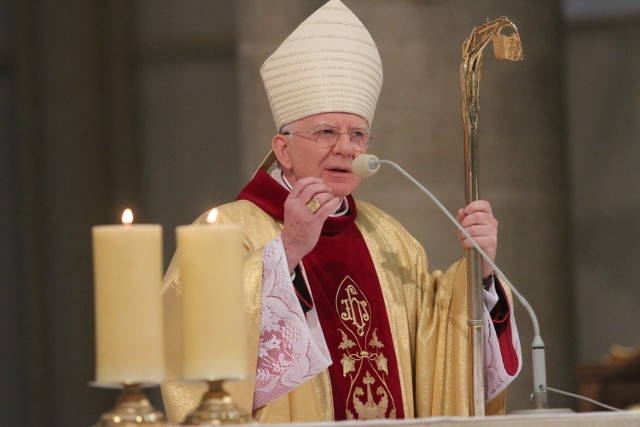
{"left": 274, "top": 112, "right": 370, "bottom": 197}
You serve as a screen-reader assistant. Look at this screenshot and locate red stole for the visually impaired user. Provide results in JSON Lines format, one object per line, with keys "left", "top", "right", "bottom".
{"left": 238, "top": 170, "right": 404, "bottom": 420}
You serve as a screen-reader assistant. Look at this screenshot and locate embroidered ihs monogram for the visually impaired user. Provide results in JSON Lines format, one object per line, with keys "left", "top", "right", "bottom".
{"left": 335, "top": 276, "right": 397, "bottom": 419}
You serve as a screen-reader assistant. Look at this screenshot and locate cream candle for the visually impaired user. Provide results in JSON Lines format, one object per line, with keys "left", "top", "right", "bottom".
{"left": 176, "top": 208, "right": 247, "bottom": 380}
{"left": 92, "top": 209, "right": 165, "bottom": 384}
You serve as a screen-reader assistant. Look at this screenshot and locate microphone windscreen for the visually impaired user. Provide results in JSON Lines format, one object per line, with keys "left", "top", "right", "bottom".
{"left": 352, "top": 154, "right": 380, "bottom": 178}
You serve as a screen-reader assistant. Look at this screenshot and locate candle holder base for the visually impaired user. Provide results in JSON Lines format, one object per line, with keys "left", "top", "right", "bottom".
{"left": 94, "top": 383, "right": 167, "bottom": 426}
{"left": 182, "top": 380, "right": 252, "bottom": 425}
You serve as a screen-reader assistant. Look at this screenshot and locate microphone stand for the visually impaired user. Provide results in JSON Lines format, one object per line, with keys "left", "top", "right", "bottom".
{"left": 354, "top": 154, "right": 571, "bottom": 413}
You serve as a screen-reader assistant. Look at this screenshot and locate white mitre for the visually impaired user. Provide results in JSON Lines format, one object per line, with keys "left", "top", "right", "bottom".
{"left": 260, "top": 0, "right": 383, "bottom": 132}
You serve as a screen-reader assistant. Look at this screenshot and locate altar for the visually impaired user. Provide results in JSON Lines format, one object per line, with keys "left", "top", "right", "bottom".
{"left": 176, "top": 411, "right": 640, "bottom": 427}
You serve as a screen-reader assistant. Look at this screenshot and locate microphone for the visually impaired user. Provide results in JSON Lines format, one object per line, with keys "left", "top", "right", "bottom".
{"left": 352, "top": 154, "right": 551, "bottom": 412}
{"left": 352, "top": 154, "right": 380, "bottom": 177}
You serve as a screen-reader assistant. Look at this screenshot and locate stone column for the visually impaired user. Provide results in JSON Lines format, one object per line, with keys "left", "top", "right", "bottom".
{"left": 566, "top": 18, "right": 640, "bottom": 363}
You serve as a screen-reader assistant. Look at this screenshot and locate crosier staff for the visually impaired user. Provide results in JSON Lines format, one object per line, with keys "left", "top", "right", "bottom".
{"left": 460, "top": 17, "right": 523, "bottom": 416}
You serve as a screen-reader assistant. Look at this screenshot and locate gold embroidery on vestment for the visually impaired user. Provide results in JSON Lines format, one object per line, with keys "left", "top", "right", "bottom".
{"left": 335, "top": 276, "right": 397, "bottom": 420}
{"left": 339, "top": 282, "right": 369, "bottom": 336}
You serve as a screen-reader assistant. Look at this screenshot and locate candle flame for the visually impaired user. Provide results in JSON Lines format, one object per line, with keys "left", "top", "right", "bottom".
{"left": 207, "top": 208, "right": 218, "bottom": 223}
{"left": 122, "top": 208, "right": 134, "bottom": 225}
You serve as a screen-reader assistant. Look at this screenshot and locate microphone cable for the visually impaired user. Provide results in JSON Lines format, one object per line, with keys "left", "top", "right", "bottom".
{"left": 352, "top": 154, "right": 630, "bottom": 413}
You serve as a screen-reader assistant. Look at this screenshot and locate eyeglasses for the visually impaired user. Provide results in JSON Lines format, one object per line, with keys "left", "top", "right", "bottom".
{"left": 282, "top": 127, "right": 374, "bottom": 152}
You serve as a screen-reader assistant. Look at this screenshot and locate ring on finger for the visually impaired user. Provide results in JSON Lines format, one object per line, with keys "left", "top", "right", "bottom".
{"left": 307, "top": 198, "right": 321, "bottom": 214}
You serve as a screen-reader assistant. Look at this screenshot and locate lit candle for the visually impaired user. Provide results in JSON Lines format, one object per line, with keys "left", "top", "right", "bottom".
{"left": 176, "top": 208, "right": 247, "bottom": 380}
{"left": 91, "top": 209, "right": 165, "bottom": 384}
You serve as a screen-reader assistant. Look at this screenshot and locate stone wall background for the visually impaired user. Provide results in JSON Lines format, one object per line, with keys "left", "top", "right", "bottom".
{"left": 2, "top": 1, "right": 639, "bottom": 424}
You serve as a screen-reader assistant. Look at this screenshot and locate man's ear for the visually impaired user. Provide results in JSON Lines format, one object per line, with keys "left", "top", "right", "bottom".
{"left": 272, "top": 133, "right": 292, "bottom": 170}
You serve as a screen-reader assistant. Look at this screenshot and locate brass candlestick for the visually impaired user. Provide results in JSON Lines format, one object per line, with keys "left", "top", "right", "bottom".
{"left": 182, "top": 380, "right": 252, "bottom": 425}
{"left": 93, "top": 383, "right": 167, "bottom": 427}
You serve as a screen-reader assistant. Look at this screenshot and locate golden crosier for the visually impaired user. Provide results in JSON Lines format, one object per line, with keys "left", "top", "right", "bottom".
{"left": 460, "top": 17, "right": 523, "bottom": 416}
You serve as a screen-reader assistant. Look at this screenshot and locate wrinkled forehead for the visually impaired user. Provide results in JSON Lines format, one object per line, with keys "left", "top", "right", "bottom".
{"left": 290, "top": 112, "right": 370, "bottom": 130}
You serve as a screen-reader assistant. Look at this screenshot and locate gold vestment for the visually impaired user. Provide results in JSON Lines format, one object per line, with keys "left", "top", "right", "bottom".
{"left": 161, "top": 199, "right": 507, "bottom": 423}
